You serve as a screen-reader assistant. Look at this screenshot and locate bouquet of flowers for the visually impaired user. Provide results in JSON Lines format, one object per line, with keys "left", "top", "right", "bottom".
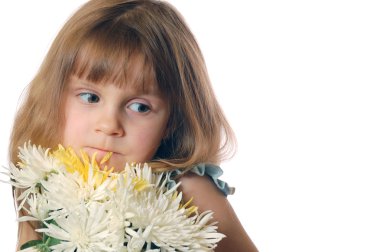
{"left": 2, "top": 143, "right": 224, "bottom": 251}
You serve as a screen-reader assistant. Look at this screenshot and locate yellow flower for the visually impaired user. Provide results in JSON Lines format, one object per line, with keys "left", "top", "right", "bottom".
{"left": 180, "top": 196, "right": 198, "bottom": 216}
{"left": 52, "top": 145, "right": 113, "bottom": 189}
{"left": 132, "top": 177, "right": 150, "bottom": 192}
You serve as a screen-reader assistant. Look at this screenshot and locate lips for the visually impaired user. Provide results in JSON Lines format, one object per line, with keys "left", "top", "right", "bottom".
{"left": 83, "top": 146, "right": 118, "bottom": 160}
{"left": 82, "top": 146, "right": 127, "bottom": 171}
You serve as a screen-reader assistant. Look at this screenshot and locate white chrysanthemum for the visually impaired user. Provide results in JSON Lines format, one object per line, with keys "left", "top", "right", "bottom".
{"left": 128, "top": 190, "right": 224, "bottom": 251}
{"left": 3, "top": 143, "right": 225, "bottom": 251}
{"left": 18, "top": 193, "right": 49, "bottom": 222}
{"left": 107, "top": 176, "right": 137, "bottom": 247}
{"left": 122, "top": 164, "right": 225, "bottom": 251}
{"left": 38, "top": 203, "right": 118, "bottom": 252}
{"left": 40, "top": 165, "right": 114, "bottom": 217}
{"left": 125, "top": 231, "right": 145, "bottom": 251}
{"left": 4, "top": 142, "right": 62, "bottom": 209}
{"left": 124, "top": 227, "right": 159, "bottom": 252}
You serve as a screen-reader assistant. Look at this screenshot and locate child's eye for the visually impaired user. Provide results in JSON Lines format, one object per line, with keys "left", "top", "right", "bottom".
{"left": 79, "top": 92, "right": 100, "bottom": 103}
{"left": 128, "top": 102, "right": 151, "bottom": 113}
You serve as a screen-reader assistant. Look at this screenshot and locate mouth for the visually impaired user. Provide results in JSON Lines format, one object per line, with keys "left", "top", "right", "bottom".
{"left": 82, "top": 146, "right": 127, "bottom": 171}
{"left": 83, "top": 146, "right": 121, "bottom": 159}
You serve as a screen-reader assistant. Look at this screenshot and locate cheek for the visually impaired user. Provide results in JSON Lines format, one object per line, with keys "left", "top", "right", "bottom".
{"left": 133, "top": 114, "right": 168, "bottom": 142}
{"left": 136, "top": 130, "right": 162, "bottom": 148}
{"left": 62, "top": 109, "right": 87, "bottom": 145}
{"left": 134, "top": 127, "right": 165, "bottom": 156}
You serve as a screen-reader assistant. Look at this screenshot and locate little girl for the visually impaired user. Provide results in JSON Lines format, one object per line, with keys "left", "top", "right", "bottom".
{"left": 10, "top": 0, "right": 258, "bottom": 251}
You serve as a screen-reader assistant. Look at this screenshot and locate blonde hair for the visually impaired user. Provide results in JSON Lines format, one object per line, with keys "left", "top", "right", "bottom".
{"left": 10, "top": 0, "right": 236, "bottom": 170}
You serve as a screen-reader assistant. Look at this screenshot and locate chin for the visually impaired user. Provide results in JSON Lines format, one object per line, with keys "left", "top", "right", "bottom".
{"left": 105, "top": 155, "right": 150, "bottom": 171}
{"left": 102, "top": 157, "right": 127, "bottom": 172}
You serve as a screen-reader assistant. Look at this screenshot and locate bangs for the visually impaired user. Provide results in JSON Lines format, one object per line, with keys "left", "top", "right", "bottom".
{"left": 71, "top": 26, "right": 157, "bottom": 93}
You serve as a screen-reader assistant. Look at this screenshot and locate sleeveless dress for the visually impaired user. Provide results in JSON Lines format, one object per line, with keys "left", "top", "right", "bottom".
{"left": 166, "top": 163, "right": 235, "bottom": 196}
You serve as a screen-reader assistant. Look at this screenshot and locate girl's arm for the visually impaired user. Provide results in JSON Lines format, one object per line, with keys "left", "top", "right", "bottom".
{"left": 179, "top": 172, "right": 258, "bottom": 252}
{"left": 16, "top": 222, "right": 40, "bottom": 251}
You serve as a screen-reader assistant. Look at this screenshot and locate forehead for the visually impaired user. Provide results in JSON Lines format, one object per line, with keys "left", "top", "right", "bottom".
{"left": 70, "top": 34, "right": 158, "bottom": 94}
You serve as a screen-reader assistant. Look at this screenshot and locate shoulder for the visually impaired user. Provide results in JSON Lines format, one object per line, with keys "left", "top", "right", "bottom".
{"left": 178, "top": 172, "right": 258, "bottom": 252}
{"left": 178, "top": 171, "right": 235, "bottom": 227}
{"left": 178, "top": 172, "right": 231, "bottom": 226}
{"left": 171, "top": 163, "right": 234, "bottom": 196}
{"left": 178, "top": 171, "right": 227, "bottom": 210}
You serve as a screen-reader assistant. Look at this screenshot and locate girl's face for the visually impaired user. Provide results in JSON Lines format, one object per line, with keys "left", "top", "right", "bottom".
{"left": 61, "top": 73, "right": 170, "bottom": 171}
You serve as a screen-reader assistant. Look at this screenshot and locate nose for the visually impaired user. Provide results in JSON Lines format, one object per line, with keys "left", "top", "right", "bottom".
{"left": 95, "top": 107, "right": 125, "bottom": 137}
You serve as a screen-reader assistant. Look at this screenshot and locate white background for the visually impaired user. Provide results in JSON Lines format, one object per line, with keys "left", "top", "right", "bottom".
{"left": 1, "top": 1, "right": 379, "bottom": 251}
